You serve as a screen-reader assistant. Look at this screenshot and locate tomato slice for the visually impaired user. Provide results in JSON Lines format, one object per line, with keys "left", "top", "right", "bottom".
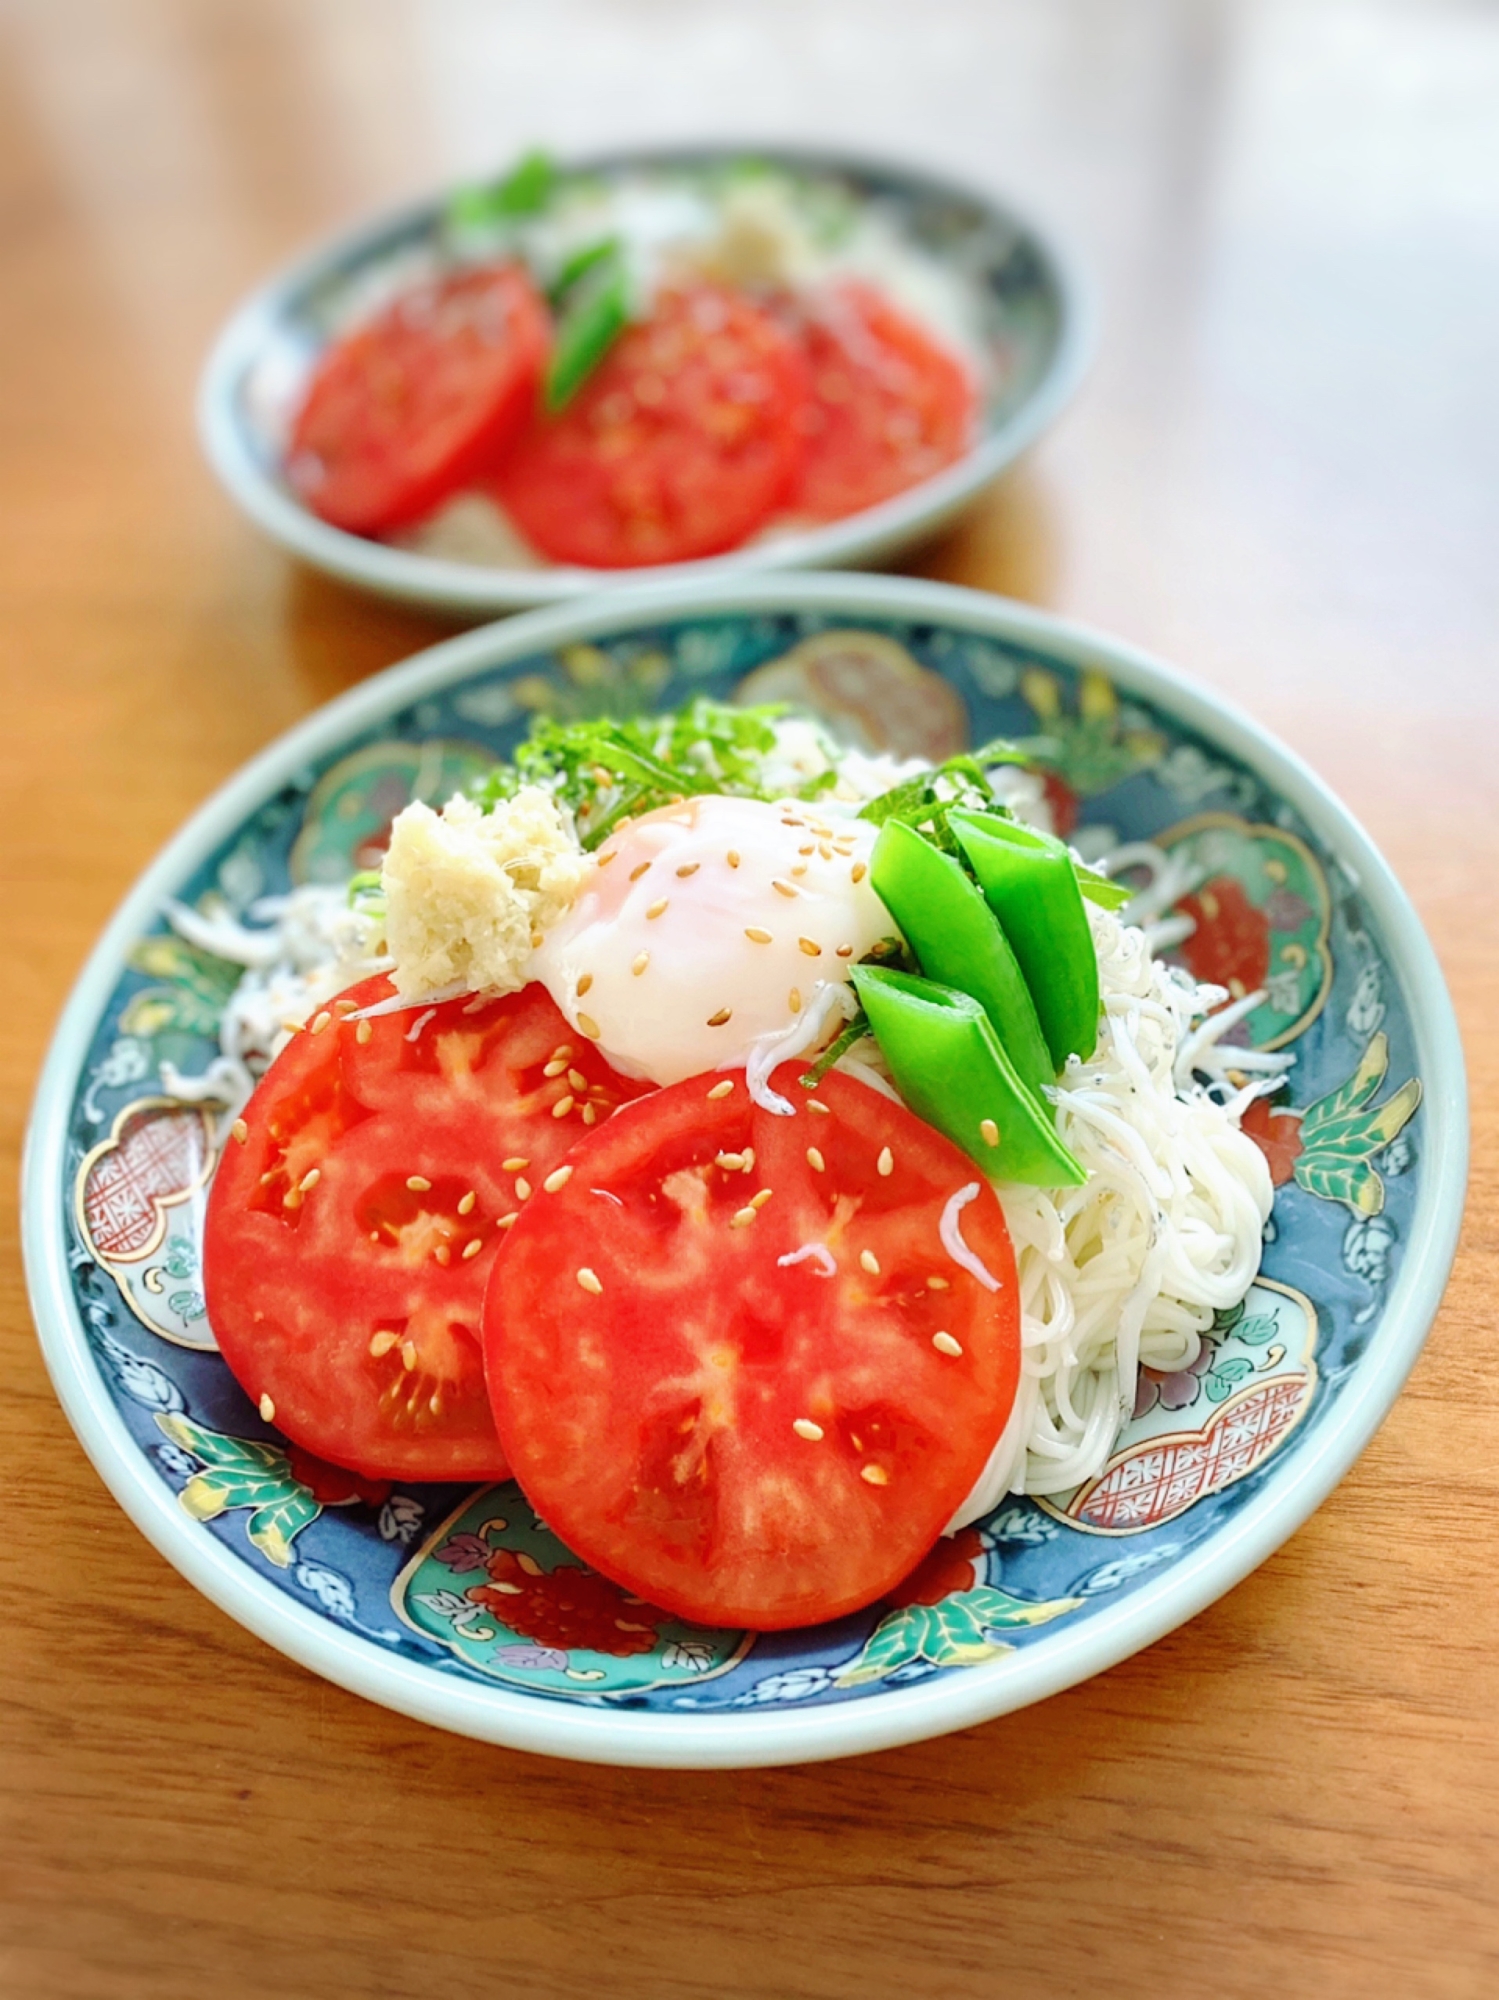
{"left": 204, "top": 976, "right": 651, "bottom": 1481}
{"left": 287, "top": 263, "right": 550, "bottom": 537}
{"left": 483, "top": 1065, "right": 1021, "bottom": 1629}
{"left": 492, "top": 285, "right": 809, "bottom": 567}
{"left": 788, "top": 281, "right": 977, "bottom": 521}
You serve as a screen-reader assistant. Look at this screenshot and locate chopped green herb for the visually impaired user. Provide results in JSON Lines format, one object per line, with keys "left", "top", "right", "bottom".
{"left": 799, "top": 1012, "right": 871, "bottom": 1088}
{"left": 546, "top": 251, "right": 632, "bottom": 410}
{"left": 448, "top": 149, "right": 558, "bottom": 233}
{"left": 856, "top": 737, "right": 1026, "bottom": 852}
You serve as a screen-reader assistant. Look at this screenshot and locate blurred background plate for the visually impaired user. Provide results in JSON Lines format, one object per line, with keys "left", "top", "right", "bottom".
{"left": 198, "top": 146, "right": 1091, "bottom": 615}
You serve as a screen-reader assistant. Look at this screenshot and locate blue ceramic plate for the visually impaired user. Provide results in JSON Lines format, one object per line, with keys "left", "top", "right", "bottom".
{"left": 198, "top": 146, "right": 1089, "bottom": 614}
{"left": 23, "top": 576, "right": 1466, "bottom": 1767}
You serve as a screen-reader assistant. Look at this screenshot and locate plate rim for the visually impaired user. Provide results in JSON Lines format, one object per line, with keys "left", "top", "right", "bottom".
{"left": 197, "top": 140, "right": 1095, "bottom": 612}
{"left": 22, "top": 572, "right": 1469, "bottom": 1768}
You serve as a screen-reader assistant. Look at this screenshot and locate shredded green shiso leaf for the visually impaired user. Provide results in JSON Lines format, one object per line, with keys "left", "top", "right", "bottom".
{"left": 856, "top": 740, "right": 1030, "bottom": 854}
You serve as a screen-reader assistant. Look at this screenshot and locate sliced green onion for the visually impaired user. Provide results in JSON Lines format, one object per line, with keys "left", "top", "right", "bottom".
{"left": 870, "top": 818, "right": 1054, "bottom": 1098}
{"left": 851, "top": 967, "right": 1085, "bottom": 1187}
{"left": 949, "top": 809, "right": 1100, "bottom": 1069}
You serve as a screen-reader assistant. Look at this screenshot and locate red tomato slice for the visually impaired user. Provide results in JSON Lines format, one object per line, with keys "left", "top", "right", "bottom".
{"left": 788, "top": 281, "right": 977, "bottom": 522}
{"left": 204, "top": 976, "right": 651, "bottom": 1481}
{"left": 287, "top": 263, "right": 550, "bottom": 537}
{"left": 483, "top": 1065, "right": 1021, "bottom": 1629}
{"left": 492, "top": 285, "right": 809, "bottom": 567}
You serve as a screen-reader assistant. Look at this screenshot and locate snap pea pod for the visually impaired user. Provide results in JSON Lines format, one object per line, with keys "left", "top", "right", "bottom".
{"left": 869, "top": 818, "right": 1054, "bottom": 1100}
{"left": 949, "top": 809, "right": 1101, "bottom": 1069}
{"left": 850, "top": 966, "right": 1085, "bottom": 1187}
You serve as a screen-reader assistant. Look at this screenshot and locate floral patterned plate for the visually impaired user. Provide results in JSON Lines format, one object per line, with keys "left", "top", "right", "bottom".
{"left": 23, "top": 575, "right": 1466, "bottom": 1767}
{"left": 198, "top": 144, "right": 1089, "bottom": 614}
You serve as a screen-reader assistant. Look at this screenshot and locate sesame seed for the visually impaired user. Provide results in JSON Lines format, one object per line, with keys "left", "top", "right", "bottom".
{"left": 877, "top": 1146, "right": 894, "bottom": 1177}
{"left": 744, "top": 926, "right": 773, "bottom": 944}
{"left": 807, "top": 1099, "right": 831, "bottom": 1116}
{"left": 576, "top": 973, "right": 594, "bottom": 998}
{"left": 568, "top": 1068, "right": 588, "bottom": 1092}
{"left": 750, "top": 1188, "right": 773, "bottom": 1210}
{"left": 434, "top": 1244, "right": 451, "bottom": 1266}
{"left": 582, "top": 1104, "right": 597, "bottom": 1124}
{"left": 356, "top": 1019, "right": 373, "bottom": 1044}
{"left": 335, "top": 997, "right": 359, "bottom": 1015}
{"left": 577, "top": 1267, "right": 603, "bottom": 1295}
{"left": 851, "top": 862, "right": 868, "bottom": 884}
{"left": 798, "top": 937, "right": 821, "bottom": 957}
{"left": 706, "top": 1007, "right": 732, "bottom": 1027}
{"left": 860, "top": 1463, "right": 889, "bottom": 1487}
{"left": 310, "top": 1011, "right": 332, "bottom": 1036}
{"left": 502, "top": 1156, "right": 529, "bottom": 1173}
{"left": 407, "top": 1175, "right": 432, "bottom": 1192}
{"left": 597, "top": 849, "right": 618, "bottom": 867}
{"left": 788, "top": 988, "right": 802, "bottom": 1013}
{"left": 707, "top": 1079, "right": 735, "bottom": 1099}
{"left": 577, "top": 1013, "right": 601, "bottom": 1039}
{"left": 531, "top": 932, "right": 544, "bottom": 951}
{"left": 543, "top": 1165, "right": 574, "bottom": 1193}
{"left": 793, "top": 1418, "right": 824, "bottom": 1441}
{"left": 646, "top": 898, "right": 669, "bottom": 919}
{"left": 791, "top": 864, "right": 808, "bottom": 878}
{"left": 629, "top": 861, "right": 652, "bottom": 881}
{"left": 807, "top": 1147, "right": 826, "bottom": 1172}
{"left": 772, "top": 879, "right": 798, "bottom": 898}
{"left": 781, "top": 815, "right": 805, "bottom": 829}
{"left": 457, "top": 1190, "right": 476, "bottom": 1215}
{"left": 551, "top": 1044, "right": 574, "bottom": 1061}
{"left": 819, "top": 843, "right": 834, "bottom": 861}
{"left": 980, "top": 1117, "right": 1000, "bottom": 1147}
{"left": 552, "top": 1095, "right": 576, "bottom": 1118}
{"left": 726, "top": 849, "right": 741, "bottom": 868}
{"left": 730, "top": 1206, "right": 758, "bottom": 1228}
{"left": 497, "top": 1213, "right": 519, "bottom": 1231}
{"left": 400, "top": 1340, "right": 418, "bottom": 1372}
{"left": 860, "top": 1249, "right": 880, "bottom": 1275}
{"left": 258, "top": 1393, "right": 276, "bottom": 1422}
{"left": 716, "top": 1152, "right": 745, "bottom": 1171}
{"left": 369, "top": 1331, "right": 399, "bottom": 1357}
{"left": 231, "top": 1117, "right": 249, "bottom": 1145}
{"left": 928, "top": 1275, "right": 951, "bottom": 1290}
{"left": 836, "top": 944, "right": 853, "bottom": 958}
{"left": 515, "top": 1177, "right": 532, "bottom": 1200}
{"left": 280, "top": 1020, "right": 302, "bottom": 1036}
{"left": 742, "top": 1148, "right": 755, "bottom": 1169}
{"left": 798, "top": 842, "right": 815, "bottom": 856}
{"left": 299, "top": 1169, "right": 320, "bottom": 1193}
{"left": 543, "top": 1058, "right": 569, "bottom": 1077}
{"left": 676, "top": 861, "right": 700, "bottom": 878}
{"left": 933, "top": 1331, "right": 963, "bottom": 1356}
{"left": 632, "top": 951, "right": 650, "bottom": 976}
{"left": 462, "top": 1238, "right": 484, "bottom": 1261}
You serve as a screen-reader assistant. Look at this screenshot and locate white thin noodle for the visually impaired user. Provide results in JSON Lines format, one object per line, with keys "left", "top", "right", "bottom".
{"left": 949, "top": 893, "right": 1279, "bottom": 1526}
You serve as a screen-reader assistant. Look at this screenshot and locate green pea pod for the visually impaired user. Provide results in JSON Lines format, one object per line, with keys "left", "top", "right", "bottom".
{"left": 850, "top": 966, "right": 1085, "bottom": 1187}
{"left": 870, "top": 818, "right": 1054, "bottom": 1099}
{"left": 949, "top": 809, "right": 1101, "bottom": 1068}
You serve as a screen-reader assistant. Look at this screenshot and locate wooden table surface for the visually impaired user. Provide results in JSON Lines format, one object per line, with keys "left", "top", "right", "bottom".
{"left": 3, "top": 3, "right": 1496, "bottom": 1995}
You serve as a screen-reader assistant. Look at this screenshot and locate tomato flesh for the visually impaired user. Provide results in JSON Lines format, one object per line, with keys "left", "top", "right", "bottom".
{"left": 789, "top": 281, "right": 977, "bottom": 521}
{"left": 483, "top": 1065, "right": 1021, "bottom": 1629}
{"left": 288, "top": 263, "right": 550, "bottom": 536}
{"left": 493, "top": 285, "right": 809, "bottom": 567}
{"left": 204, "top": 976, "right": 651, "bottom": 1480}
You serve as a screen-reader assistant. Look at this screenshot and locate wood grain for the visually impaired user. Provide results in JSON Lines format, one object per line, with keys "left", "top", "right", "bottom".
{"left": 3, "top": 3, "right": 1496, "bottom": 1995}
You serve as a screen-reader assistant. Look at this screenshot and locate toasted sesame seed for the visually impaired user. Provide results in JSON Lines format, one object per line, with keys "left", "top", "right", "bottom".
{"left": 788, "top": 988, "right": 803, "bottom": 1014}
{"left": 258, "top": 1393, "right": 276, "bottom": 1422}
{"left": 744, "top": 926, "right": 773, "bottom": 944}
{"left": 750, "top": 1188, "right": 773, "bottom": 1210}
{"left": 552, "top": 1095, "right": 576, "bottom": 1118}
{"left": 726, "top": 848, "right": 741, "bottom": 868}
{"left": 806, "top": 1147, "right": 826, "bottom": 1172}
{"left": 791, "top": 864, "right": 808, "bottom": 878}
{"left": 568, "top": 1068, "right": 588, "bottom": 1092}
{"left": 543, "top": 1058, "right": 569, "bottom": 1077}
{"left": 577, "top": 1013, "right": 601, "bottom": 1039}
{"left": 576, "top": 973, "right": 594, "bottom": 998}
{"left": 497, "top": 1213, "right": 519, "bottom": 1231}
{"left": 860, "top": 1249, "right": 880, "bottom": 1275}
{"left": 369, "top": 1330, "right": 399, "bottom": 1358}
{"left": 836, "top": 944, "right": 853, "bottom": 958}
{"left": 706, "top": 1007, "right": 732, "bottom": 1027}
{"left": 851, "top": 862, "right": 868, "bottom": 884}
{"left": 551, "top": 1044, "right": 574, "bottom": 1061}
{"left": 730, "top": 1206, "right": 758, "bottom": 1228}
{"left": 457, "top": 1190, "right": 476, "bottom": 1215}
{"left": 933, "top": 1331, "right": 963, "bottom": 1356}
{"left": 515, "top": 1177, "right": 532, "bottom": 1200}
{"left": 818, "top": 843, "right": 834, "bottom": 861}
{"left": 798, "top": 936, "right": 821, "bottom": 957}
{"left": 531, "top": 931, "right": 544, "bottom": 950}
{"left": 400, "top": 1340, "right": 418, "bottom": 1372}
{"left": 310, "top": 1010, "right": 332, "bottom": 1036}
{"left": 582, "top": 1104, "right": 597, "bottom": 1124}
{"left": 807, "top": 1099, "right": 831, "bottom": 1116}
{"left": 335, "top": 997, "right": 359, "bottom": 1015}
{"left": 781, "top": 815, "right": 804, "bottom": 828}
{"left": 798, "top": 842, "right": 816, "bottom": 856}
{"left": 632, "top": 951, "right": 650, "bottom": 976}
{"left": 860, "top": 1463, "right": 889, "bottom": 1486}
{"left": 299, "top": 1169, "right": 320, "bottom": 1193}
{"left": 716, "top": 1152, "right": 745, "bottom": 1171}
{"left": 434, "top": 1244, "right": 451, "bottom": 1266}
{"left": 597, "top": 849, "right": 618, "bottom": 867}
{"left": 742, "top": 1148, "right": 755, "bottom": 1169}
{"left": 231, "top": 1117, "right": 249, "bottom": 1145}
{"left": 980, "top": 1117, "right": 1000, "bottom": 1147}
{"left": 629, "top": 861, "right": 652, "bottom": 881}
{"left": 355, "top": 1018, "right": 374, "bottom": 1044}
{"left": 793, "top": 1418, "right": 824, "bottom": 1441}
{"left": 646, "top": 898, "right": 669, "bottom": 919}
{"left": 928, "top": 1275, "right": 951, "bottom": 1290}
{"left": 676, "top": 861, "right": 700, "bottom": 878}
{"left": 502, "top": 1156, "right": 529, "bottom": 1173}
{"left": 280, "top": 1021, "right": 302, "bottom": 1036}
{"left": 577, "top": 1267, "right": 603, "bottom": 1295}
{"left": 407, "top": 1175, "right": 432, "bottom": 1192}
{"left": 708, "top": 1079, "right": 735, "bottom": 1099}
{"left": 462, "top": 1238, "right": 484, "bottom": 1261}
{"left": 877, "top": 1146, "right": 894, "bottom": 1177}
{"left": 543, "top": 1165, "right": 574, "bottom": 1193}
{"left": 772, "top": 878, "right": 798, "bottom": 898}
